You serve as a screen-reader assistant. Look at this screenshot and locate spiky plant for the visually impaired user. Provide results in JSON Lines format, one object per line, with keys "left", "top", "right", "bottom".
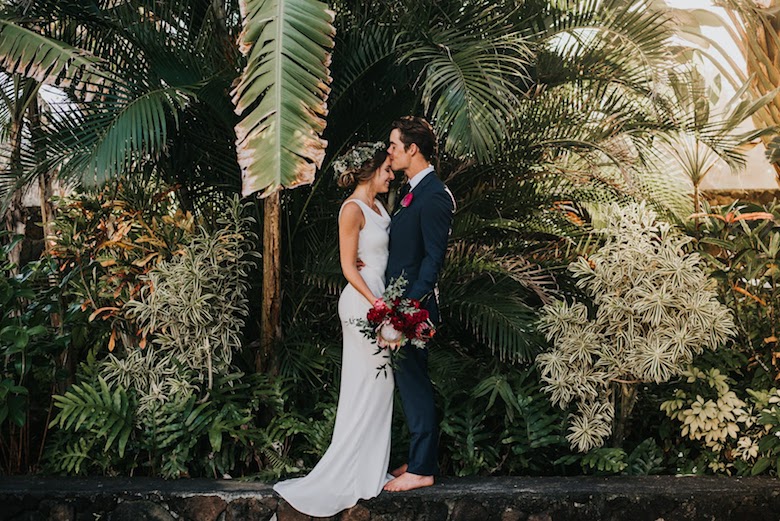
{"left": 117, "top": 196, "right": 257, "bottom": 408}
{"left": 537, "top": 202, "right": 735, "bottom": 452}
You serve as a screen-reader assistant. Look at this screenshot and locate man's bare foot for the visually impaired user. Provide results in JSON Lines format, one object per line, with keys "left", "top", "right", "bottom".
{"left": 383, "top": 472, "right": 434, "bottom": 492}
{"left": 390, "top": 463, "right": 408, "bottom": 478}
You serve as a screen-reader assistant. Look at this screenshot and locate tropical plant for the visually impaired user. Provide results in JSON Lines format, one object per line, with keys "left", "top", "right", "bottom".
{"left": 0, "top": 233, "right": 66, "bottom": 474}
{"left": 120, "top": 196, "right": 257, "bottom": 400}
{"left": 666, "top": 1, "right": 780, "bottom": 173}
{"left": 0, "top": 74, "right": 44, "bottom": 269}
{"left": 0, "top": 0, "right": 243, "bottom": 208}
{"left": 537, "top": 202, "right": 735, "bottom": 452}
{"left": 50, "top": 178, "right": 197, "bottom": 366}
{"left": 690, "top": 201, "right": 780, "bottom": 382}
{"left": 660, "top": 366, "right": 759, "bottom": 474}
{"left": 655, "top": 68, "right": 776, "bottom": 213}
{"left": 47, "top": 197, "right": 269, "bottom": 477}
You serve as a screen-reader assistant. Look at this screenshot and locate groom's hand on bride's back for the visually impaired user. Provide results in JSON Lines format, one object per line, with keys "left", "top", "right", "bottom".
{"left": 356, "top": 258, "right": 365, "bottom": 270}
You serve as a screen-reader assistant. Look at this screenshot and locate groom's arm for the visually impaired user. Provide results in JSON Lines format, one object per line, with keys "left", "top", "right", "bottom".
{"left": 407, "top": 189, "right": 454, "bottom": 301}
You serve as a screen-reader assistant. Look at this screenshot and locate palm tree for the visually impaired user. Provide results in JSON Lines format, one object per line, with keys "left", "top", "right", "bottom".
{"left": 667, "top": 0, "right": 780, "bottom": 180}
{"left": 0, "top": 0, "right": 706, "bottom": 366}
{"left": 0, "top": 74, "right": 41, "bottom": 269}
{"left": 657, "top": 69, "right": 776, "bottom": 213}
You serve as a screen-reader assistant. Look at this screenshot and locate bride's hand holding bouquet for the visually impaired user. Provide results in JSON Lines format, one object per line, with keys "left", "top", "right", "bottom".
{"left": 355, "top": 275, "right": 436, "bottom": 373}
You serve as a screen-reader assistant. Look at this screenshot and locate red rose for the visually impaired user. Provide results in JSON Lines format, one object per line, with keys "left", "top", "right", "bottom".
{"left": 367, "top": 307, "right": 388, "bottom": 323}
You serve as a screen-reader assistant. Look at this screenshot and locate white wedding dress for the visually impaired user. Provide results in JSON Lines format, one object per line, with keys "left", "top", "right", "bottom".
{"left": 273, "top": 198, "right": 394, "bottom": 517}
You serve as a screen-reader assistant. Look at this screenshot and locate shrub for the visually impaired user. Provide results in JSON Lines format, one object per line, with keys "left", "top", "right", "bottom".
{"left": 537, "top": 202, "right": 735, "bottom": 452}
{"left": 47, "top": 197, "right": 272, "bottom": 478}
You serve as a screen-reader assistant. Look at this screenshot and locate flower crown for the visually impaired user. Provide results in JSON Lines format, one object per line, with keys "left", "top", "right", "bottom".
{"left": 332, "top": 141, "right": 386, "bottom": 178}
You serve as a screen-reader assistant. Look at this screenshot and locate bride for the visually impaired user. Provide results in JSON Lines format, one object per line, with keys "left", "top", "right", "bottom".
{"left": 273, "top": 142, "right": 396, "bottom": 516}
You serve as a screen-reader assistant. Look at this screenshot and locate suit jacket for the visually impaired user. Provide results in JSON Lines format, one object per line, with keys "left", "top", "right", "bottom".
{"left": 385, "top": 172, "right": 455, "bottom": 324}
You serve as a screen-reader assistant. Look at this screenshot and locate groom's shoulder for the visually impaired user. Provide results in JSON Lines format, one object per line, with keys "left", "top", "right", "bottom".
{"left": 423, "top": 174, "right": 455, "bottom": 212}
{"left": 421, "top": 172, "right": 446, "bottom": 193}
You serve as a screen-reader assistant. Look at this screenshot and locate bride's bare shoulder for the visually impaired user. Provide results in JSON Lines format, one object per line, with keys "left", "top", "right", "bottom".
{"left": 339, "top": 199, "right": 365, "bottom": 227}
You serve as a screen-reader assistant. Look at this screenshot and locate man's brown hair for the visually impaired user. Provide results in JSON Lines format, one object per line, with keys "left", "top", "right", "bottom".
{"left": 391, "top": 116, "right": 437, "bottom": 162}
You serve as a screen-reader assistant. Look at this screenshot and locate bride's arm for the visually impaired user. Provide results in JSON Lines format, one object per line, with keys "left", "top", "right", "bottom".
{"left": 339, "top": 203, "right": 379, "bottom": 304}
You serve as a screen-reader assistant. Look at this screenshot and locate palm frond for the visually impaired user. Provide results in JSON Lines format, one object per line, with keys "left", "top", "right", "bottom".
{"left": 41, "top": 87, "right": 190, "bottom": 186}
{"left": 541, "top": 0, "right": 673, "bottom": 91}
{"left": 0, "top": 17, "right": 113, "bottom": 101}
{"left": 401, "top": 3, "right": 533, "bottom": 163}
{"left": 442, "top": 276, "right": 542, "bottom": 363}
{"left": 330, "top": 25, "right": 397, "bottom": 107}
{"left": 231, "top": 0, "right": 336, "bottom": 197}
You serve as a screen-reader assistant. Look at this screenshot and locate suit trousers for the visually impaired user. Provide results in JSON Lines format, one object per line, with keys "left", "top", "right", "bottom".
{"left": 395, "top": 342, "right": 438, "bottom": 476}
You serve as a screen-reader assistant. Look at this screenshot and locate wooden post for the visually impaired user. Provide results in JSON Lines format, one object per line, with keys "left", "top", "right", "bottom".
{"left": 259, "top": 191, "right": 281, "bottom": 374}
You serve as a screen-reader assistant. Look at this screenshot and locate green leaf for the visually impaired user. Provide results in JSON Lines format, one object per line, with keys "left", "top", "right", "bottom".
{"left": 0, "top": 279, "right": 12, "bottom": 307}
{"left": 0, "top": 325, "right": 29, "bottom": 350}
{"left": 699, "top": 237, "right": 736, "bottom": 249}
{"left": 208, "top": 425, "right": 223, "bottom": 453}
{"left": 752, "top": 456, "right": 772, "bottom": 476}
{"left": 49, "top": 378, "right": 133, "bottom": 457}
{"left": 8, "top": 394, "right": 26, "bottom": 427}
{"left": 581, "top": 447, "right": 627, "bottom": 474}
{"left": 25, "top": 325, "right": 47, "bottom": 337}
{"left": 0, "top": 18, "right": 112, "bottom": 100}
{"left": 231, "top": 0, "right": 335, "bottom": 197}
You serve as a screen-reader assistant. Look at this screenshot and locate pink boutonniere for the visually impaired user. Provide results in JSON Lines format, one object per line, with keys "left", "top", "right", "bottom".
{"left": 401, "top": 192, "right": 414, "bottom": 208}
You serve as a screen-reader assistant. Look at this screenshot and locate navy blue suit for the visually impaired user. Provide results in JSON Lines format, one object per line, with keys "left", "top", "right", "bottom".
{"left": 385, "top": 171, "right": 454, "bottom": 476}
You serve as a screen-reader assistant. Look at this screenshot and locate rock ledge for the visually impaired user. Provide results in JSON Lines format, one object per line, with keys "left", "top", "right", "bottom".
{"left": 1, "top": 475, "right": 779, "bottom": 521}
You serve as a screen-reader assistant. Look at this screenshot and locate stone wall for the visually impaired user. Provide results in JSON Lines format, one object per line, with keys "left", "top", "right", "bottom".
{"left": 2, "top": 476, "right": 780, "bottom": 521}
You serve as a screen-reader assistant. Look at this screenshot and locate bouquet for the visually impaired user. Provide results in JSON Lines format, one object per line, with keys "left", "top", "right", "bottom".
{"left": 353, "top": 276, "right": 436, "bottom": 375}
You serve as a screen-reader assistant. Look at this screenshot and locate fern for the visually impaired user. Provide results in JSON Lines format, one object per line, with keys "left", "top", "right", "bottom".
{"left": 440, "top": 401, "right": 498, "bottom": 476}
{"left": 501, "top": 369, "right": 568, "bottom": 471}
{"left": 581, "top": 447, "right": 628, "bottom": 474}
{"left": 446, "top": 279, "right": 542, "bottom": 362}
{"left": 625, "top": 438, "right": 664, "bottom": 475}
{"left": 473, "top": 374, "right": 522, "bottom": 422}
{"left": 50, "top": 377, "right": 133, "bottom": 456}
{"left": 55, "top": 438, "right": 97, "bottom": 475}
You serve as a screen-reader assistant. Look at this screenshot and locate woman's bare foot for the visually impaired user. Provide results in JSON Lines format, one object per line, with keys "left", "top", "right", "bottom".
{"left": 390, "top": 463, "right": 408, "bottom": 478}
{"left": 383, "top": 472, "right": 434, "bottom": 492}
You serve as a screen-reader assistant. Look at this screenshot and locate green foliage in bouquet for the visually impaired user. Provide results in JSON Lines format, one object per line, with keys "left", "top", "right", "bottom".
{"left": 537, "top": 202, "right": 735, "bottom": 452}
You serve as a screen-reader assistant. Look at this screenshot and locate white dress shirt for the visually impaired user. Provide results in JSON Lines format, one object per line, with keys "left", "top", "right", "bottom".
{"left": 407, "top": 165, "right": 435, "bottom": 191}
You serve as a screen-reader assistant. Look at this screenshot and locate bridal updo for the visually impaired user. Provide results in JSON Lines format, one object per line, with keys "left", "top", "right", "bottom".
{"left": 334, "top": 142, "right": 388, "bottom": 189}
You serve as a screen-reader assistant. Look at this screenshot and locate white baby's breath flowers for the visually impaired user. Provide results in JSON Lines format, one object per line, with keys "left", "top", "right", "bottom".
{"left": 537, "top": 202, "right": 735, "bottom": 452}
{"left": 332, "top": 141, "right": 386, "bottom": 178}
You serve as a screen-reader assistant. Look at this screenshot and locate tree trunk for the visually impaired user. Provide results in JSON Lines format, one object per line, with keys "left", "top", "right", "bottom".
{"left": 28, "top": 97, "right": 55, "bottom": 256}
{"left": 612, "top": 382, "right": 638, "bottom": 449}
{"left": 3, "top": 118, "right": 25, "bottom": 271}
{"left": 259, "top": 192, "right": 281, "bottom": 374}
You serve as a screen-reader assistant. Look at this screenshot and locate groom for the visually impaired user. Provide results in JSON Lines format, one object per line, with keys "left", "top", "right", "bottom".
{"left": 384, "top": 116, "right": 455, "bottom": 492}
